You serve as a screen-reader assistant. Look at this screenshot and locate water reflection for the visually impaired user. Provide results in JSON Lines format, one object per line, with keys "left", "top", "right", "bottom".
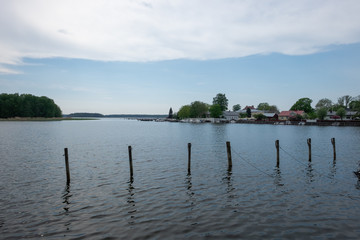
{"left": 306, "top": 163, "right": 314, "bottom": 183}
{"left": 127, "top": 180, "right": 136, "bottom": 225}
{"left": 62, "top": 184, "right": 72, "bottom": 233}
{"left": 185, "top": 174, "right": 195, "bottom": 201}
{"left": 329, "top": 158, "right": 337, "bottom": 180}
{"left": 273, "top": 167, "right": 284, "bottom": 187}
{"left": 62, "top": 184, "right": 72, "bottom": 213}
{"left": 225, "top": 170, "right": 234, "bottom": 194}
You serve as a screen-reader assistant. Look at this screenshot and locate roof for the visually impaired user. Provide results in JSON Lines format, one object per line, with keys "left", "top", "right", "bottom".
{"left": 243, "top": 105, "right": 255, "bottom": 110}
{"left": 279, "top": 110, "right": 305, "bottom": 117}
{"left": 263, "top": 113, "right": 278, "bottom": 117}
{"left": 223, "top": 111, "right": 239, "bottom": 117}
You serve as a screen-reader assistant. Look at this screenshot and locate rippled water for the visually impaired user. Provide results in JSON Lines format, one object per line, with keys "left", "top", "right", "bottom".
{"left": 1, "top": 119, "right": 360, "bottom": 239}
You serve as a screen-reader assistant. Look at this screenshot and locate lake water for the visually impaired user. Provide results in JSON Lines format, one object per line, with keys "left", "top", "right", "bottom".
{"left": 1, "top": 119, "right": 360, "bottom": 239}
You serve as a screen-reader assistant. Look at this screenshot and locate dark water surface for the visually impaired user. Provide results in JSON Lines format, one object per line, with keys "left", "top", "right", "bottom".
{"left": 1, "top": 119, "right": 360, "bottom": 239}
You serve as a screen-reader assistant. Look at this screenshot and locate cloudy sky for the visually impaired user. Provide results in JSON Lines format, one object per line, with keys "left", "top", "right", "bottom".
{"left": 1, "top": 0, "right": 360, "bottom": 114}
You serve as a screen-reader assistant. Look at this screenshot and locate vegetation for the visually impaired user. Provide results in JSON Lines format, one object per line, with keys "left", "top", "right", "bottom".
{"left": 190, "top": 101, "right": 209, "bottom": 118}
{"left": 209, "top": 104, "right": 222, "bottom": 118}
{"left": 290, "top": 97, "right": 314, "bottom": 114}
{"left": 168, "top": 108, "right": 173, "bottom": 118}
{"left": 336, "top": 107, "right": 346, "bottom": 120}
{"left": 246, "top": 108, "right": 251, "bottom": 118}
{"left": 232, "top": 104, "right": 241, "bottom": 111}
{"left": 316, "top": 108, "right": 328, "bottom": 120}
{"left": 213, "top": 93, "right": 228, "bottom": 111}
{"left": 337, "top": 95, "right": 353, "bottom": 109}
{"left": 253, "top": 113, "right": 266, "bottom": 120}
{"left": 315, "top": 98, "right": 333, "bottom": 110}
{"left": 0, "top": 93, "right": 62, "bottom": 118}
{"left": 257, "top": 102, "right": 278, "bottom": 112}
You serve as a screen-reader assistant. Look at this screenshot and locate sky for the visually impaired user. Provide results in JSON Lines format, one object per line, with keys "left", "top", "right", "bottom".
{"left": 1, "top": 0, "right": 360, "bottom": 114}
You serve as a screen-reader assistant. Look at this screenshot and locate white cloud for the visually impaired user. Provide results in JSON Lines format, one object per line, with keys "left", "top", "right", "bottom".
{"left": 1, "top": 0, "right": 360, "bottom": 73}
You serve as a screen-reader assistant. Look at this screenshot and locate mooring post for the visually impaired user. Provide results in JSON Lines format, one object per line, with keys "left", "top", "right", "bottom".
{"left": 128, "top": 146, "right": 133, "bottom": 179}
{"left": 275, "top": 140, "right": 280, "bottom": 167}
{"left": 226, "top": 141, "right": 232, "bottom": 169}
{"left": 64, "top": 148, "right": 70, "bottom": 184}
{"left": 188, "top": 143, "right": 191, "bottom": 174}
{"left": 331, "top": 138, "right": 336, "bottom": 160}
{"left": 307, "top": 138, "right": 312, "bottom": 162}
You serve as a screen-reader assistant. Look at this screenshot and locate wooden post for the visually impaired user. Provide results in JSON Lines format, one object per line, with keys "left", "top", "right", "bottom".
{"left": 64, "top": 148, "right": 70, "bottom": 184}
{"left": 187, "top": 143, "right": 191, "bottom": 174}
{"left": 331, "top": 138, "right": 336, "bottom": 160}
{"left": 226, "top": 141, "right": 232, "bottom": 169}
{"left": 128, "top": 146, "right": 133, "bottom": 179}
{"left": 275, "top": 140, "right": 280, "bottom": 167}
{"left": 307, "top": 138, "right": 312, "bottom": 162}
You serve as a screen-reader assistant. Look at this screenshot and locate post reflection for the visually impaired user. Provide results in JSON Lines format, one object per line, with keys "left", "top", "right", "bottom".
{"left": 273, "top": 167, "right": 284, "bottom": 187}
{"left": 225, "top": 169, "right": 234, "bottom": 194}
{"left": 306, "top": 162, "right": 314, "bottom": 183}
{"left": 62, "top": 184, "right": 72, "bottom": 213}
{"left": 61, "top": 184, "right": 72, "bottom": 233}
{"left": 127, "top": 180, "right": 136, "bottom": 224}
{"left": 329, "top": 158, "right": 337, "bottom": 180}
{"left": 185, "top": 173, "right": 194, "bottom": 198}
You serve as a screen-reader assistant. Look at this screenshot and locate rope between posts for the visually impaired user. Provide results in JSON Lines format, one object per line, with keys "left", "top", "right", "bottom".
{"left": 231, "top": 147, "right": 274, "bottom": 178}
{"left": 279, "top": 146, "right": 356, "bottom": 184}
{"left": 279, "top": 146, "right": 309, "bottom": 168}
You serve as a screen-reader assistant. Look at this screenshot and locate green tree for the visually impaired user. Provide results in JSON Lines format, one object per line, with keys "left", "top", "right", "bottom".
{"left": 316, "top": 107, "right": 328, "bottom": 120}
{"left": 177, "top": 105, "right": 191, "bottom": 119}
{"left": 257, "top": 102, "right": 270, "bottom": 110}
{"left": 257, "top": 102, "right": 278, "bottom": 112}
{"left": 336, "top": 107, "right": 346, "bottom": 120}
{"left": 315, "top": 98, "right": 333, "bottom": 110}
{"left": 253, "top": 113, "right": 266, "bottom": 120}
{"left": 290, "top": 97, "right": 314, "bottom": 113}
{"left": 209, "top": 104, "right": 222, "bottom": 118}
{"left": 213, "top": 93, "right": 228, "bottom": 111}
{"left": 349, "top": 98, "right": 360, "bottom": 112}
{"left": 0, "top": 93, "right": 62, "bottom": 118}
{"left": 232, "top": 104, "right": 241, "bottom": 111}
{"left": 337, "top": 95, "right": 353, "bottom": 108}
{"left": 246, "top": 107, "right": 251, "bottom": 118}
{"left": 168, "top": 107, "right": 173, "bottom": 118}
{"left": 239, "top": 113, "right": 247, "bottom": 118}
{"left": 190, "top": 101, "right": 208, "bottom": 118}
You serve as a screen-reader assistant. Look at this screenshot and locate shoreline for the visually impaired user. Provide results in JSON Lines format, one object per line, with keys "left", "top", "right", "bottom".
{"left": 0, "top": 117, "right": 98, "bottom": 121}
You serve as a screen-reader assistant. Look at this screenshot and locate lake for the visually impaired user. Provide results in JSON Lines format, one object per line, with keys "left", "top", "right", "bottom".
{"left": 1, "top": 119, "right": 360, "bottom": 239}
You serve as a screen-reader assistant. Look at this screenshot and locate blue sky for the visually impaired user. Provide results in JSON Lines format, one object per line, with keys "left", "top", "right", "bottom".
{"left": 1, "top": 1, "right": 360, "bottom": 114}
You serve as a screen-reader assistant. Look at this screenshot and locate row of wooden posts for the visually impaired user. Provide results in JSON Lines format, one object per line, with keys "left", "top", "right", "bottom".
{"left": 63, "top": 138, "right": 337, "bottom": 184}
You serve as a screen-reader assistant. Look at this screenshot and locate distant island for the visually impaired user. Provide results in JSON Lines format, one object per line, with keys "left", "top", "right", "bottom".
{"left": 0, "top": 93, "right": 62, "bottom": 118}
{"left": 65, "top": 112, "right": 167, "bottom": 119}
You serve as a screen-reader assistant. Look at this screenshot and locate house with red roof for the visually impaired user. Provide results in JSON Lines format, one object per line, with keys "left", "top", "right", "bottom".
{"left": 278, "top": 110, "right": 305, "bottom": 120}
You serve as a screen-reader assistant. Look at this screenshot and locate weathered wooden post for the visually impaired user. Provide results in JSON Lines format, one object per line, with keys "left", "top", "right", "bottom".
{"left": 64, "top": 148, "right": 70, "bottom": 184}
{"left": 188, "top": 143, "right": 191, "bottom": 174}
{"left": 307, "top": 138, "right": 312, "bottom": 162}
{"left": 275, "top": 140, "right": 280, "bottom": 167}
{"left": 128, "top": 146, "right": 133, "bottom": 179}
{"left": 226, "top": 141, "right": 232, "bottom": 169}
{"left": 331, "top": 138, "right": 336, "bottom": 160}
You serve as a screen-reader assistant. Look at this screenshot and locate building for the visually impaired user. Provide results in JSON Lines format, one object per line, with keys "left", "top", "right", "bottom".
{"left": 325, "top": 110, "right": 358, "bottom": 120}
{"left": 278, "top": 110, "right": 305, "bottom": 120}
{"left": 222, "top": 111, "right": 239, "bottom": 121}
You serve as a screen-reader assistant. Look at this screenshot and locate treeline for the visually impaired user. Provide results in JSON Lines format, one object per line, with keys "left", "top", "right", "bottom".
{"left": 66, "top": 112, "right": 167, "bottom": 118}
{"left": 0, "top": 93, "right": 62, "bottom": 118}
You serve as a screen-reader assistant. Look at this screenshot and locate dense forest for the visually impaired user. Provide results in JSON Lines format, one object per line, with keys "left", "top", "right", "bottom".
{"left": 66, "top": 112, "right": 167, "bottom": 118}
{"left": 0, "top": 93, "right": 62, "bottom": 118}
